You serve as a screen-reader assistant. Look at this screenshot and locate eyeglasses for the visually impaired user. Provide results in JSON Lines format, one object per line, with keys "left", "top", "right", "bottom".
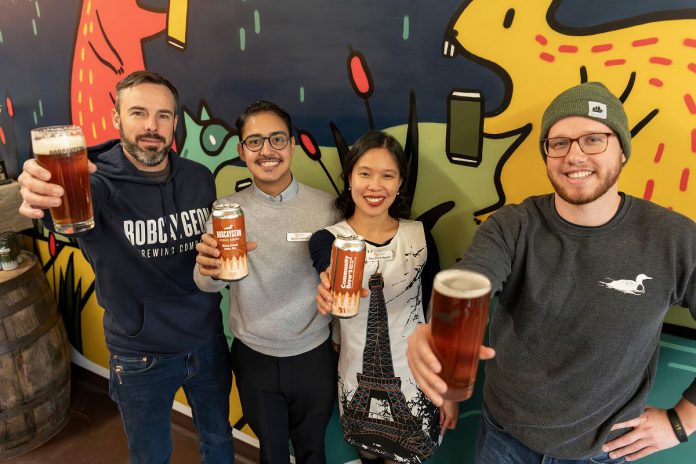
{"left": 241, "top": 133, "right": 290, "bottom": 152}
{"left": 541, "top": 132, "right": 615, "bottom": 158}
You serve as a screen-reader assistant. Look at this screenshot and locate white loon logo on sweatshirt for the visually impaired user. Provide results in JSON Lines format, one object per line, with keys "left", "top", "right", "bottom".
{"left": 599, "top": 274, "right": 652, "bottom": 295}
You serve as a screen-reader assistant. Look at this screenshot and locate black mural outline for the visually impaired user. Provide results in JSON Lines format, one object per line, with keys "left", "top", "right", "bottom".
{"left": 580, "top": 65, "right": 588, "bottom": 83}
{"left": 473, "top": 124, "right": 533, "bottom": 220}
{"left": 329, "top": 121, "right": 350, "bottom": 169}
{"left": 179, "top": 99, "right": 249, "bottom": 185}
{"left": 618, "top": 72, "right": 637, "bottom": 104}
{"left": 631, "top": 109, "right": 660, "bottom": 138}
{"left": 89, "top": 9, "right": 125, "bottom": 75}
{"left": 546, "top": 0, "right": 696, "bottom": 35}
{"left": 403, "top": 90, "right": 419, "bottom": 215}
{"left": 189, "top": 100, "right": 235, "bottom": 157}
{"left": 442, "top": 0, "right": 514, "bottom": 117}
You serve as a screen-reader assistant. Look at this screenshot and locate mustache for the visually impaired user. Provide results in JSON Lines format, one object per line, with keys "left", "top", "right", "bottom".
{"left": 255, "top": 156, "right": 282, "bottom": 163}
{"left": 136, "top": 133, "right": 166, "bottom": 143}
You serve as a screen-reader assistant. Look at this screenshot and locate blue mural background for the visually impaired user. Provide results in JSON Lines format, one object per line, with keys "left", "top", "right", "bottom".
{"left": 2, "top": 1, "right": 695, "bottom": 463}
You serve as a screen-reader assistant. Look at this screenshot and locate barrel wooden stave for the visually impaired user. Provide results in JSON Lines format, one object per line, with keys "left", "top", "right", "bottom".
{"left": 0, "top": 251, "right": 72, "bottom": 459}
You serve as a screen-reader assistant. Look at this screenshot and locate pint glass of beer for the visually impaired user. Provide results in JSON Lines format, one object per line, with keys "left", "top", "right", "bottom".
{"left": 31, "top": 125, "right": 94, "bottom": 234}
{"left": 430, "top": 269, "right": 491, "bottom": 401}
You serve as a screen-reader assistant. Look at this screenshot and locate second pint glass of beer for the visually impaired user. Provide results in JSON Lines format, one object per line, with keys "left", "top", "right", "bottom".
{"left": 31, "top": 125, "right": 94, "bottom": 234}
{"left": 430, "top": 269, "right": 491, "bottom": 401}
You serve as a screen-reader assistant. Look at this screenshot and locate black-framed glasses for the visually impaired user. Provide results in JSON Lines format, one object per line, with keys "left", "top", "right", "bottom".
{"left": 241, "top": 133, "right": 289, "bottom": 152}
{"left": 542, "top": 132, "right": 615, "bottom": 158}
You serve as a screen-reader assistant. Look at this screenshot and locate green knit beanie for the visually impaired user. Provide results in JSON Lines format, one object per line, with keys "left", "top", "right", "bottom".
{"left": 540, "top": 82, "right": 630, "bottom": 160}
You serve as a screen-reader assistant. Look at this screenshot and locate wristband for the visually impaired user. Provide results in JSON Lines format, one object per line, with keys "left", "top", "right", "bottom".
{"left": 666, "top": 408, "right": 688, "bottom": 443}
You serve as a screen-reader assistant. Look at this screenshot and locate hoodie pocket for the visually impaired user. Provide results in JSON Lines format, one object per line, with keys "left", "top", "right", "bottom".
{"left": 128, "top": 290, "right": 221, "bottom": 354}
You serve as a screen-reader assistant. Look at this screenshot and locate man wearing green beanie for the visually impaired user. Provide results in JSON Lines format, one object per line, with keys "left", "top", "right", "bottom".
{"left": 407, "top": 82, "right": 696, "bottom": 462}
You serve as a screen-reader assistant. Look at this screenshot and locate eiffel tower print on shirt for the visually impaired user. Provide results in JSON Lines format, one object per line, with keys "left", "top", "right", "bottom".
{"left": 340, "top": 271, "right": 438, "bottom": 462}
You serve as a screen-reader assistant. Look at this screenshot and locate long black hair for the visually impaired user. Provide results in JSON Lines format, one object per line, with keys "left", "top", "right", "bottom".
{"left": 335, "top": 130, "right": 410, "bottom": 219}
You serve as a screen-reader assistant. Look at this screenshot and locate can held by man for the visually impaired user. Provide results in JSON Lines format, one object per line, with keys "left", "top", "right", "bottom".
{"left": 211, "top": 202, "right": 248, "bottom": 281}
{"left": 329, "top": 234, "right": 366, "bottom": 318}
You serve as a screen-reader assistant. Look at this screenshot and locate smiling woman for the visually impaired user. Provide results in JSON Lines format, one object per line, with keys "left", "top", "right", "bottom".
{"left": 309, "top": 131, "right": 451, "bottom": 464}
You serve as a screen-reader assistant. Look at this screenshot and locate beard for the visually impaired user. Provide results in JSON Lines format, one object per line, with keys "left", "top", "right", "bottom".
{"left": 549, "top": 158, "right": 623, "bottom": 206}
{"left": 119, "top": 127, "right": 171, "bottom": 167}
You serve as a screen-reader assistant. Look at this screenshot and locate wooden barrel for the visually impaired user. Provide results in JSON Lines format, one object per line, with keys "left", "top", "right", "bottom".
{"left": 0, "top": 251, "right": 71, "bottom": 459}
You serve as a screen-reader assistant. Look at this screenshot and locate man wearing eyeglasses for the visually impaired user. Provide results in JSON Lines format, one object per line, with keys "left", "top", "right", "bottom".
{"left": 407, "top": 82, "right": 696, "bottom": 463}
{"left": 194, "top": 101, "right": 339, "bottom": 464}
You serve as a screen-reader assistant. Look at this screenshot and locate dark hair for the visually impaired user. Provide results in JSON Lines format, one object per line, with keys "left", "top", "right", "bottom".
{"left": 235, "top": 100, "right": 292, "bottom": 138}
{"left": 336, "top": 130, "right": 410, "bottom": 220}
{"left": 115, "top": 71, "right": 179, "bottom": 111}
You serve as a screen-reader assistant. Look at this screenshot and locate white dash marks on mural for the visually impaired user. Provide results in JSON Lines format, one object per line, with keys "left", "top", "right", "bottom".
{"left": 660, "top": 340, "right": 696, "bottom": 355}
{"left": 667, "top": 362, "right": 696, "bottom": 373}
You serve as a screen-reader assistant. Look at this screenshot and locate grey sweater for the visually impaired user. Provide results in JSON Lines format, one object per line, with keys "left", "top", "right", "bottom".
{"left": 194, "top": 183, "right": 338, "bottom": 357}
{"left": 457, "top": 193, "right": 696, "bottom": 458}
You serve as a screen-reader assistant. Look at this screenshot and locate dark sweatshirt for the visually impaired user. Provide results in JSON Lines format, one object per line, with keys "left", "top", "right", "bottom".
{"left": 43, "top": 140, "right": 221, "bottom": 355}
{"left": 458, "top": 193, "right": 696, "bottom": 458}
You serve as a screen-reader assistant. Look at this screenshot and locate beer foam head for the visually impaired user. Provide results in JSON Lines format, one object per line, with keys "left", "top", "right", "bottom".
{"left": 434, "top": 269, "right": 491, "bottom": 299}
{"left": 31, "top": 127, "right": 85, "bottom": 155}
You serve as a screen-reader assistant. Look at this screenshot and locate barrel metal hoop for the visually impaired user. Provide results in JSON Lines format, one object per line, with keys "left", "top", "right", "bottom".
{"left": 0, "top": 369, "right": 70, "bottom": 420}
{"left": 0, "top": 411, "right": 70, "bottom": 459}
{"left": 0, "top": 309, "right": 61, "bottom": 354}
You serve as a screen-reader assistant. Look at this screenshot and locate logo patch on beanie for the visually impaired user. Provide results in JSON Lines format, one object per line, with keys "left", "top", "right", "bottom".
{"left": 588, "top": 101, "right": 607, "bottom": 119}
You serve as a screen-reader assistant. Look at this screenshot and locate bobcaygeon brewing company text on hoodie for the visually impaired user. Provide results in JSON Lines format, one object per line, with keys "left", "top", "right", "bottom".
{"left": 41, "top": 140, "right": 222, "bottom": 356}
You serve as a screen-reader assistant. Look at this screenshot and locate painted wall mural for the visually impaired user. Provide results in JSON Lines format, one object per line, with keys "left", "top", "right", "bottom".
{"left": 1, "top": 1, "right": 695, "bottom": 462}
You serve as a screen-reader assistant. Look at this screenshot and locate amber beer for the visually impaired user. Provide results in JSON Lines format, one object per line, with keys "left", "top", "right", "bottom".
{"left": 329, "top": 234, "right": 366, "bottom": 318}
{"left": 211, "top": 202, "right": 248, "bottom": 281}
{"left": 31, "top": 126, "right": 94, "bottom": 234}
{"left": 430, "top": 269, "right": 491, "bottom": 401}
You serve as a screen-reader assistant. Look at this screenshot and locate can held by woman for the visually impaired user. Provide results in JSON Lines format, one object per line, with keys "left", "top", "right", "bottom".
{"left": 329, "top": 234, "right": 366, "bottom": 318}
{"left": 211, "top": 202, "right": 248, "bottom": 281}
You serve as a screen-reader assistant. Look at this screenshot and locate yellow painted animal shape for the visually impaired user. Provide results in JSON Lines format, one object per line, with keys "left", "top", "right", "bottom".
{"left": 444, "top": 1, "right": 696, "bottom": 219}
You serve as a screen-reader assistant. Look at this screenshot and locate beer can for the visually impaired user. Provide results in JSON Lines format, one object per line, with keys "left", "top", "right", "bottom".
{"left": 0, "top": 231, "right": 22, "bottom": 264}
{"left": 211, "top": 202, "right": 248, "bottom": 281}
{"left": 329, "top": 234, "right": 366, "bottom": 318}
{"left": 0, "top": 246, "right": 18, "bottom": 271}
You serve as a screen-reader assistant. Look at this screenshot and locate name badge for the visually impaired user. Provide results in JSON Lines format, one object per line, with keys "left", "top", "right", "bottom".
{"left": 287, "top": 232, "right": 313, "bottom": 242}
{"left": 366, "top": 250, "right": 394, "bottom": 263}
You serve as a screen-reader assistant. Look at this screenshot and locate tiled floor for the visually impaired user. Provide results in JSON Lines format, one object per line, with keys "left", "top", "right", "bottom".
{"left": 4, "top": 366, "right": 256, "bottom": 464}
